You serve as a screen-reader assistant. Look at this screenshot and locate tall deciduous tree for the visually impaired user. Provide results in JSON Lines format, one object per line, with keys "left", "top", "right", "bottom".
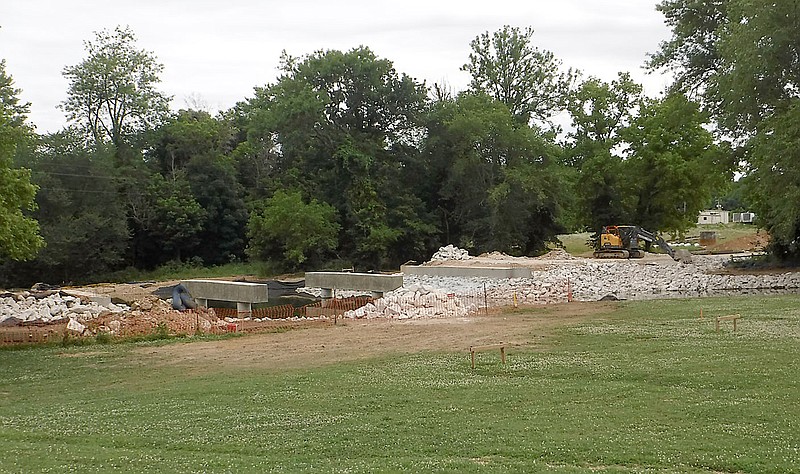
{"left": 234, "top": 47, "right": 436, "bottom": 268}
{"left": 61, "top": 26, "right": 170, "bottom": 149}
{"left": 425, "top": 92, "right": 565, "bottom": 255}
{"left": 1, "top": 128, "right": 129, "bottom": 286}
{"left": 147, "top": 110, "right": 246, "bottom": 266}
{"left": 565, "top": 73, "right": 644, "bottom": 232}
{"left": 651, "top": 0, "right": 800, "bottom": 258}
{"left": 247, "top": 190, "right": 339, "bottom": 269}
{"left": 648, "top": 0, "right": 728, "bottom": 102}
{"left": 0, "top": 60, "right": 44, "bottom": 261}
{"left": 622, "top": 94, "right": 729, "bottom": 234}
{"left": 462, "top": 26, "right": 576, "bottom": 126}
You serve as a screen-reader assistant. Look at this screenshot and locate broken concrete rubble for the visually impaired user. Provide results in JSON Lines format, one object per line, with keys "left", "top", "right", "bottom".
{"left": 0, "top": 291, "right": 128, "bottom": 325}
{"left": 331, "top": 253, "right": 800, "bottom": 319}
{"left": 431, "top": 244, "right": 471, "bottom": 261}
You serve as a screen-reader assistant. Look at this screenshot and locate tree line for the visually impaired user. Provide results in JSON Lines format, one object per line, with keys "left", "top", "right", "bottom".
{"left": 4, "top": 11, "right": 775, "bottom": 286}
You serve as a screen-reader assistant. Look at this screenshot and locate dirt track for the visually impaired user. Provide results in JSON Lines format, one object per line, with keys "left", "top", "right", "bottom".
{"left": 136, "top": 302, "right": 615, "bottom": 373}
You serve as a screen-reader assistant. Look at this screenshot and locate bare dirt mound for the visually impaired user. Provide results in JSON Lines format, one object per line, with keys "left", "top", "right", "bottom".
{"left": 708, "top": 232, "right": 769, "bottom": 252}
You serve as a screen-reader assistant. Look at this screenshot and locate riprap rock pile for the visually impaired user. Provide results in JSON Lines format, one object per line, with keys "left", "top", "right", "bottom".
{"left": 0, "top": 291, "right": 128, "bottom": 325}
{"left": 430, "top": 245, "right": 471, "bottom": 261}
{"left": 344, "top": 284, "right": 478, "bottom": 319}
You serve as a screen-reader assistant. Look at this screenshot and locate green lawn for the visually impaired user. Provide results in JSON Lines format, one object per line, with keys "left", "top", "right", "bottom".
{"left": 2, "top": 295, "right": 799, "bottom": 473}
{"left": 555, "top": 232, "right": 594, "bottom": 256}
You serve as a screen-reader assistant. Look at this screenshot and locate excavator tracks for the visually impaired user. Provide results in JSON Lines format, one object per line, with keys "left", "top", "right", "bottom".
{"left": 593, "top": 249, "right": 629, "bottom": 259}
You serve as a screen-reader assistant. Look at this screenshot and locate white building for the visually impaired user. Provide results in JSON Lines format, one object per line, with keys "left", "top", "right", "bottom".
{"left": 697, "top": 209, "right": 730, "bottom": 225}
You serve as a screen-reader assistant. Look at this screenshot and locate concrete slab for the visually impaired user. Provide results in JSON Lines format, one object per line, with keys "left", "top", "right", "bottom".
{"left": 400, "top": 265, "right": 532, "bottom": 279}
{"left": 181, "top": 280, "right": 269, "bottom": 304}
{"left": 304, "top": 272, "right": 403, "bottom": 295}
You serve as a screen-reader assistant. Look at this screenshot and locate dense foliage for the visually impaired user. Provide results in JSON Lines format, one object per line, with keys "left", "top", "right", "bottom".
{"left": 0, "top": 20, "right": 736, "bottom": 285}
{"left": 0, "top": 61, "right": 44, "bottom": 262}
{"left": 651, "top": 0, "right": 800, "bottom": 258}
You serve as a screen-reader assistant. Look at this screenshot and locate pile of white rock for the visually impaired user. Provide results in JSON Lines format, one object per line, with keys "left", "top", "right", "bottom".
{"left": 430, "top": 244, "right": 471, "bottom": 261}
{"left": 542, "top": 254, "right": 800, "bottom": 301}
{"left": 344, "top": 284, "right": 478, "bottom": 319}
{"left": 410, "top": 254, "right": 800, "bottom": 303}
{"left": 0, "top": 291, "right": 129, "bottom": 325}
{"left": 321, "top": 253, "right": 800, "bottom": 321}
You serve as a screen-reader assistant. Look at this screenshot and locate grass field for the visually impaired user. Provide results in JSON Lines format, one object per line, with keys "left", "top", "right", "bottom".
{"left": 1, "top": 295, "right": 799, "bottom": 473}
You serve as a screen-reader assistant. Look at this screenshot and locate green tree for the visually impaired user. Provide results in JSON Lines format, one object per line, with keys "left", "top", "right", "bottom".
{"left": 0, "top": 60, "right": 44, "bottom": 261}
{"left": 143, "top": 174, "right": 206, "bottom": 262}
{"left": 1, "top": 129, "right": 128, "bottom": 285}
{"left": 462, "top": 26, "right": 577, "bottom": 126}
{"left": 234, "top": 47, "right": 435, "bottom": 268}
{"left": 135, "top": 109, "right": 244, "bottom": 267}
{"left": 425, "top": 93, "right": 565, "bottom": 255}
{"left": 621, "top": 94, "right": 729, "bottom": 234}
{"left": 651, "top": 0, "right": 800, "bottom": 258}
{"left": 151, "top": 109, "right": 234, "bottom": 178}
{"left": 186, "top": 153, "right": 248, "bottom": 265}
{"left": 247, "top": 190, "right": 339, "bottom": 269}
{"left": 748, "top": 104, "right": 800, "bottom": 258}
{"left": 564, "top": 73, "right": 644, "bottom": 233}
{"left": 648, "top": 1, "right": 728, "bottom": 103}
{"left": 61, "top": 26, "right": 170, "bottom": 149}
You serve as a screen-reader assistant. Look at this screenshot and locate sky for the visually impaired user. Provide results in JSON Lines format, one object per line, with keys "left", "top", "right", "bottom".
{"left": 0, "top": 0, "right": 673, "bottom": 134}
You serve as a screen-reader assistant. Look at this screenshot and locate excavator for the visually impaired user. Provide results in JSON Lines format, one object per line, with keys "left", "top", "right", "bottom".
{"left": 593, "top": 225, "right": 691, "bottom": 263}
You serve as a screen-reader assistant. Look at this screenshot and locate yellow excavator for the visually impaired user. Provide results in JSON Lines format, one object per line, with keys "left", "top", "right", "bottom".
{"left": 594, "top": 225, "right": 691, "bottom": 263}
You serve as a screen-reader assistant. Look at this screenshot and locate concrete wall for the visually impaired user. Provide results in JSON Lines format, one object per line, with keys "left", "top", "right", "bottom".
{"left": 304, "top": 272, "right": 403, "bottom": 293}
{"left": 182, "top": 279, "right": 269, "bottom": 303}
{"left": 400, "top": 265, "right": 532, "bottom": 279}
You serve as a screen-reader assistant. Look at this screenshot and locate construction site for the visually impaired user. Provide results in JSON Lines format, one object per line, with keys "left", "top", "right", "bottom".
{"left": 0, "top": 227, "right": 785, "bottom": 347}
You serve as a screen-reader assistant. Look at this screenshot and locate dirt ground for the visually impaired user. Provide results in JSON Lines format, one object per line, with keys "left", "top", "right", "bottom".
{"left": 135, "top": 302, "right": 615, "bottom": 373}
{"left": 706, "top": 232, "right": 769, "bottom": 253}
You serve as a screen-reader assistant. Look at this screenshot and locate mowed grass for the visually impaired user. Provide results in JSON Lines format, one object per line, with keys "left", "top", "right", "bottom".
{"left": 1, "top": 296, "right": 799, "bottom": 473}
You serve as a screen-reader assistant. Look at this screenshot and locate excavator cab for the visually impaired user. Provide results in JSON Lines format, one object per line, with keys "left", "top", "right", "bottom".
{"left": 596, "top": 225, "right": 636, "bottom": 259}
{"left": 598, "top": 226, "right": 623, "bottom": 249}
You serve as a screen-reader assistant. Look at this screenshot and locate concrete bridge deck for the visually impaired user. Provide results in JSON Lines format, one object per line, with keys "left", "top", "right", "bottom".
{"left": 181, "top": 279, "right": 269, "bottom": 315}
{"left": 304, "top": 272, "right": 403, "bottom": 298}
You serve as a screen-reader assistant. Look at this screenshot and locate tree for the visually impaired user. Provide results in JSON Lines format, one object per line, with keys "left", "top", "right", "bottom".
{"left": 651, "top": 0, "right": 800, "bottom": 258}
{"left": 748, "top": 104, "right": 800, "bottom": 258}
{"left": 462, "top": 26, "right": 577, "bottom": 126}
{"left": 150, "top": 109, "right": 234, "bottom": 178}
{"left": 247, "top": 190, "right": 339, "bottom": 269}
{"left": 61, "top": 26, "right": 170, "bottom": 149}
{"left": 621, "top": 94, "right": 729, "bottom": 234}
{"left": 186, "top": 153, "right": 248, "bottom": 265}
{"left": 128, "top": 109, "right": 243, "bottom": 268}
{"left": 234, "top": 47, "right": 435, "bottom": 268}
{"left": 425, "top": 92, "right": 565, "bottom": 255}
{"left": 0, "top": 60, "right": 44, "bottom": 261}
{"left": 648, "top": 1, "right": 728, "bottom": 101}
{"left": 142, "top": 175, "right": 206, "bottom": 262}
{"left": 650, "top": 0, "right": 800, "bottom": 134}
{"left": 0, "top": 128, "right": 129, "bottom": 286}
{"left": 564, "top": 73, "right": 644, "bottom": 232}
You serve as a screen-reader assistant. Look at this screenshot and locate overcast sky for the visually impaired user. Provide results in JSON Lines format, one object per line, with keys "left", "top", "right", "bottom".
{"left": 1, "top": 1, "right": 672, "bottom": 133}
